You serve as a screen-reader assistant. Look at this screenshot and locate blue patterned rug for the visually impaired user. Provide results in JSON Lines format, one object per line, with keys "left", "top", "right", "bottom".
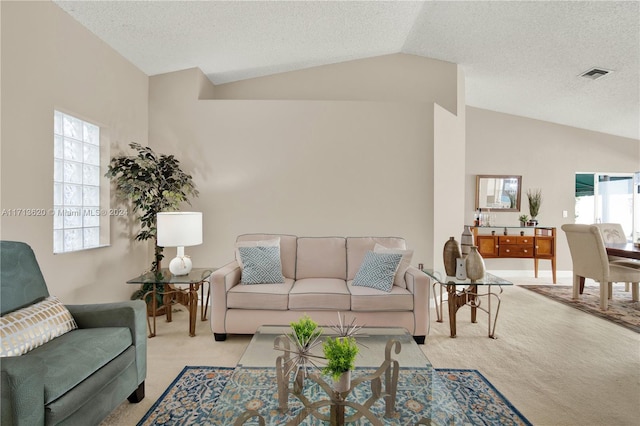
{"left": 138, "top": 366, "right": 530, "bottom": 425}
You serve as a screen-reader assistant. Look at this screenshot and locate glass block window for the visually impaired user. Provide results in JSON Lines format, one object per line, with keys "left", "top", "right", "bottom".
{"left": 53, "top": 111, "right": 102, "bottom": 253}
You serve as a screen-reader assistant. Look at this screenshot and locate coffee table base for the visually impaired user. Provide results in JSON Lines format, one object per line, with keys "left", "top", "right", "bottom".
{"left": 235, "top": 339, "right": 402, "bottom": 425}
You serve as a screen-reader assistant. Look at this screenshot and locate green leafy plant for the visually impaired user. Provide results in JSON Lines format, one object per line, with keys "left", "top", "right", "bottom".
{"left": 322, "top": 336, "right": 359, "bottom": 380}
{"left": 106, "top": 143, "right": 198, "bottom": 306}
{"left": 526, "top": 189, "right": 542, "bottom": 218}
{"left": 518, "top": 214, "right": 529, "bottom": 224}
{"left": 290, "top": 314, "right": 322, "bottom": 348}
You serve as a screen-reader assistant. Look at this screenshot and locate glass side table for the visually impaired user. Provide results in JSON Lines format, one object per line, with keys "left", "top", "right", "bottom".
{"left": 127, "top": 268, "right": 215, "bottom": 337}
{"left": 421, "top": 270, "right": 512, "bottom": 339}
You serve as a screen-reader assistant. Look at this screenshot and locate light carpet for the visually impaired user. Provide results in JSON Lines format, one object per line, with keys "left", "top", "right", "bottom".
{"left": 520, "top": 283, "right": 640, "bottom": 333}
{"left": 100, "top": 279, "right": 640, "bottom": 426}
{"left": 137, "top": 366, "right": 531, "bottom": 425}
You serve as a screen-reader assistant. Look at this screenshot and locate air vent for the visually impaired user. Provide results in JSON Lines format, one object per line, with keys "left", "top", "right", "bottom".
{"left": 580, "top": 67, "right": 612, "bottom": 80}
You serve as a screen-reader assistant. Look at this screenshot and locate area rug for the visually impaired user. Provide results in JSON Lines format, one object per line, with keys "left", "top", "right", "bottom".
{"left": 138, "top": 366, "right": 531, "bottom": 426}
{"left": 521, "top": 284, "right": 640, "bottom": 333}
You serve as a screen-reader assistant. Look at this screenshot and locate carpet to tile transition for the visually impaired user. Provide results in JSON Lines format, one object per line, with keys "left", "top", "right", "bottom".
{"left": 138, "top": 366, "right": 531, "bottom": 426}
{"left": 521, "top": 283, "right": 640, "bottom": 333}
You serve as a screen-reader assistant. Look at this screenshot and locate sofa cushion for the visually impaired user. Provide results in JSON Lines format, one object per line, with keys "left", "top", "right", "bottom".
{"left": 227, "top": 278, "right": 295, "bottom": 310}
{"left": 373, "top": 243, "right": 414, "bottom": 289}
{"left": 236, "top": 234, "right": 297, "bottom": 279}
{"left": 352, "top": 251, "right": 402, "bottom": 292}
{"left": 296, "top": 237, "right": 346, "bottom": 280}
{"left": 288, "top": 278, "right": 350, "bottom": 311}
{"left": 1, "top": 296, "right": 77, "bottom": 357}
{"left": 235, "top": 237, "right": 280, "bottom": 268}
{"left": 348, "top": 281, "right": 414, "bottom": 311}
{"left": 25, "top": 327, "right": 132, "bottom": 404}
{"left": 346, "top": 237, "right": 406, "bottom": 281}
{"left": 238, "top": 246, "right": 285, "bottom": 284}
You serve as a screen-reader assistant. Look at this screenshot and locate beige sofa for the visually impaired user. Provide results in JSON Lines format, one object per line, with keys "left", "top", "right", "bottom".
{"left": 210, "top": 234, "right": 430, "bottom": 344}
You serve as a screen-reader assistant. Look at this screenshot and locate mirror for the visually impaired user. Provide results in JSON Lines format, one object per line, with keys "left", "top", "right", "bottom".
{"left": 475, "top": 175, "right": 522, "bottom": 212}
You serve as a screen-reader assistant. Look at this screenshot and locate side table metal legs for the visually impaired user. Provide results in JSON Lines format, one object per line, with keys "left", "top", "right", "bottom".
{"left": 434, "top": 283, "right": 505, "bottom": 338}
{"left": 143, "top": 280, "right": 209, "bottom": 337}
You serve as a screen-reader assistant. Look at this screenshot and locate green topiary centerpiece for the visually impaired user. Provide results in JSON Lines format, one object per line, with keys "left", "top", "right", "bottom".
{"left": 290, "top": 314, "right": 322, "bottom": 349}
{"left": 322, "top": 336, "right": 359, "bottom": 381}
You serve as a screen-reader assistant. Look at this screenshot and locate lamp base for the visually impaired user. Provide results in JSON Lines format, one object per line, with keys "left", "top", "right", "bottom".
{"left": 169, "top": 256, "right": 192, "bottom": 276}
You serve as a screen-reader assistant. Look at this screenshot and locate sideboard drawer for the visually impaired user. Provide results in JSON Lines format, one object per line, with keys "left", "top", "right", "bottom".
{"left": 499, "top": 244, "right": 534, "bottom": 257}
{"left": 499, "top": 236, "right": 533, "bottom": 245}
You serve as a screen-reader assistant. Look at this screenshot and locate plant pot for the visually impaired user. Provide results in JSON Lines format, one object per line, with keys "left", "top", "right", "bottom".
{"left": 333, "top": 371, "right": 351, "bottom": 393}
{"left": 465, "top": 246, "right": 486, "bottom": 282}
{"left": 461, "top": 226, "right": 473, "bottom": 257}
{"left": 443, "top": 237, "right": 461, "bottom": 276}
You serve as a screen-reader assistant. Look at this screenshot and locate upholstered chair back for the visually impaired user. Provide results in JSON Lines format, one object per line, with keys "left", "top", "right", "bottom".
{"left": 594, "top": 223, "right": 628, "bottom": 243}
{"left": 1, "top": 241, "right": 50, "bottom": 315}
{"left": 561, "top": 224, "right": 609, "bottom": 281}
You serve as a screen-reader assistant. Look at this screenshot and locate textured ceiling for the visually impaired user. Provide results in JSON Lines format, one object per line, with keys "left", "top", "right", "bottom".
{"left": 54, "top": 0, "right": 640, "bottom": 140}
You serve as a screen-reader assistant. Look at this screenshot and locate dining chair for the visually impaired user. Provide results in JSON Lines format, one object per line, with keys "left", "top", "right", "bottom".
{"left": 593, "top": 223, "right": 640, "bottom": 291}
{"left": 561, "top": 224, "right": 639, "bottom": 310}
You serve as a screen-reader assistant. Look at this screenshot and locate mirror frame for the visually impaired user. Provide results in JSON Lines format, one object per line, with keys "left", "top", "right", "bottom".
{"left": 475, "top": 175, "right": 522, "bottom": 212}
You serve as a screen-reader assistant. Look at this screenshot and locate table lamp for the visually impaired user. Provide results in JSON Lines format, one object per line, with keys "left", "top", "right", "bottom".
{"left": 156, "top": 212, "right": 203, "bottom": 276}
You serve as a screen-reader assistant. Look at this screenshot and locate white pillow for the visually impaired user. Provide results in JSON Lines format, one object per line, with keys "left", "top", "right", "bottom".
{"left": 373, "top": 243, "right": 414, "bottom": 289}
{"left": 1, "top": 296, "right": 77, "bottom": 357}
{"left": 235, "top": 238, "right": 280, "bottom": 268}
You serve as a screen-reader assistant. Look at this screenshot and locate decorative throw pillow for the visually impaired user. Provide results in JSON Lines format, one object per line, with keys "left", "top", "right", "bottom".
{"left": 373, "top": 243, "right": 414, "bottom": 289}
{"left": 1, "top": 296, "right": 77, "bottom": 357}
{"left": 238, "top": 246, "right": 285, "bottom": 284}
{"left": 235, "top": 238, "right": 280, "bottom": 268}
{"left": 352, "top": 251, "right": 403, "bottom": 293}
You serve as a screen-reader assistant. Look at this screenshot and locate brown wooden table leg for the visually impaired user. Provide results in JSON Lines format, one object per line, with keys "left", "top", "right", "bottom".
{"left": 164, "top": 287, "right": 173, "bottom": 323}
{"left": 447, "top": 284, "right": 461, "bottom": 338}
{"left": 579, "top": 276, "right": 585, "bottom": 294}
{"left": 189, "top": 283, "right": 198, "bottom": 337}
{"left": 150, "top": 286, "right": 157, "bottom": 337}
{"left": 469, "top": 284, "right": 478, "bottom": 323}
{"left": 200, "top": 280, "right": 209, "bottom": 321}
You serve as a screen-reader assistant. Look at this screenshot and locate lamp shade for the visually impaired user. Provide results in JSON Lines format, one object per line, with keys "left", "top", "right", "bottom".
{"left": 156, "top": 212, "right": 203, "bottom": 247}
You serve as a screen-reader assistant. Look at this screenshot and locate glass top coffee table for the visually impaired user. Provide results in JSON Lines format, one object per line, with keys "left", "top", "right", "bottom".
{"left": 422, "top": 269, "right": 513, "bottom": 339}
{"left": 211, "top": 325, "right": 471, "bottom": 425}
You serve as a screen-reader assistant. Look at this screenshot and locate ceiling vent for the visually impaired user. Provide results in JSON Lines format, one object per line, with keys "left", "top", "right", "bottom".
{"left": 579, "top": 67, "right": 612, "bottom": 80}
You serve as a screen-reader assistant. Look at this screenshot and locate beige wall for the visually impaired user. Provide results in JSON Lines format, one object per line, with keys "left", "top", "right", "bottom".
{"left": 1, "top": 1, "right": 149, "bottom": 303}
{"left": 466, "top": 106, "right": 640, "bottom": 273}
{"left": 212, "top": 53, "right": 459, "bottom": 115}
{"left": 150, "top": 55, "right": 463, "bottom": 270}
{"left": 7, "top": 1, "right": 631, "bottom": 297}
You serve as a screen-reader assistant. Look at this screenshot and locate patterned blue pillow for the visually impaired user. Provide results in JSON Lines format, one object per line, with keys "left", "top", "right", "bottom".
{"left": 238, "top": 246, "right": 285, "bottom": 284}
{"left": 352, "top": 251, "right": 403, "bottom": 292}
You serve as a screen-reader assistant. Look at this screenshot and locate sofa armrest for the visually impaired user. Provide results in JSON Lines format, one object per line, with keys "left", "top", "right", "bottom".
{"left": 1, "top": 355, "right": 46, "bottom": 426}
{"left": 404, "top": 266, "right": 430, "bottom": 338}
{"left": 66, "top": 300, "right": 147, "bottom": 385}
{"left": 211, "top": 260, "right": 241, "bottom": 334}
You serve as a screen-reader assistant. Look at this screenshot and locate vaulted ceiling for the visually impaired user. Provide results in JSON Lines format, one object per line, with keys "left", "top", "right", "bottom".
{"left": 54, "top": 1, "right": 640, "bottom": 140}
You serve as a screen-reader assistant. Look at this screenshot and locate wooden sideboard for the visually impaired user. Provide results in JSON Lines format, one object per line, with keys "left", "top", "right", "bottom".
{"left": 471, "top": 226, "right": 556, "bottom": 283}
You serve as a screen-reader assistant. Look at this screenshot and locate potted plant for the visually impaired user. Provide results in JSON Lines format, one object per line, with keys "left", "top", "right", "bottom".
{"left": 322, "top": 336, "right": 359, "bottom": 392}
{"left": 526, "top": 189, "right": 542, "bottom": 226}
{"left": 106, "top": 142, "right": 198, "bottom": 311}
{"left": 290, "top": 314, "right": 323, "bottom": 349}
{"left": 518, "top": 214, "right": 529, "bottom": 227}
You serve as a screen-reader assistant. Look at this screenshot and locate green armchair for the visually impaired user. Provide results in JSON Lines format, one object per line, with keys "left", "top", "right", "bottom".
{"left": 0, "top": 241, "right": 147, "bottom": 425}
